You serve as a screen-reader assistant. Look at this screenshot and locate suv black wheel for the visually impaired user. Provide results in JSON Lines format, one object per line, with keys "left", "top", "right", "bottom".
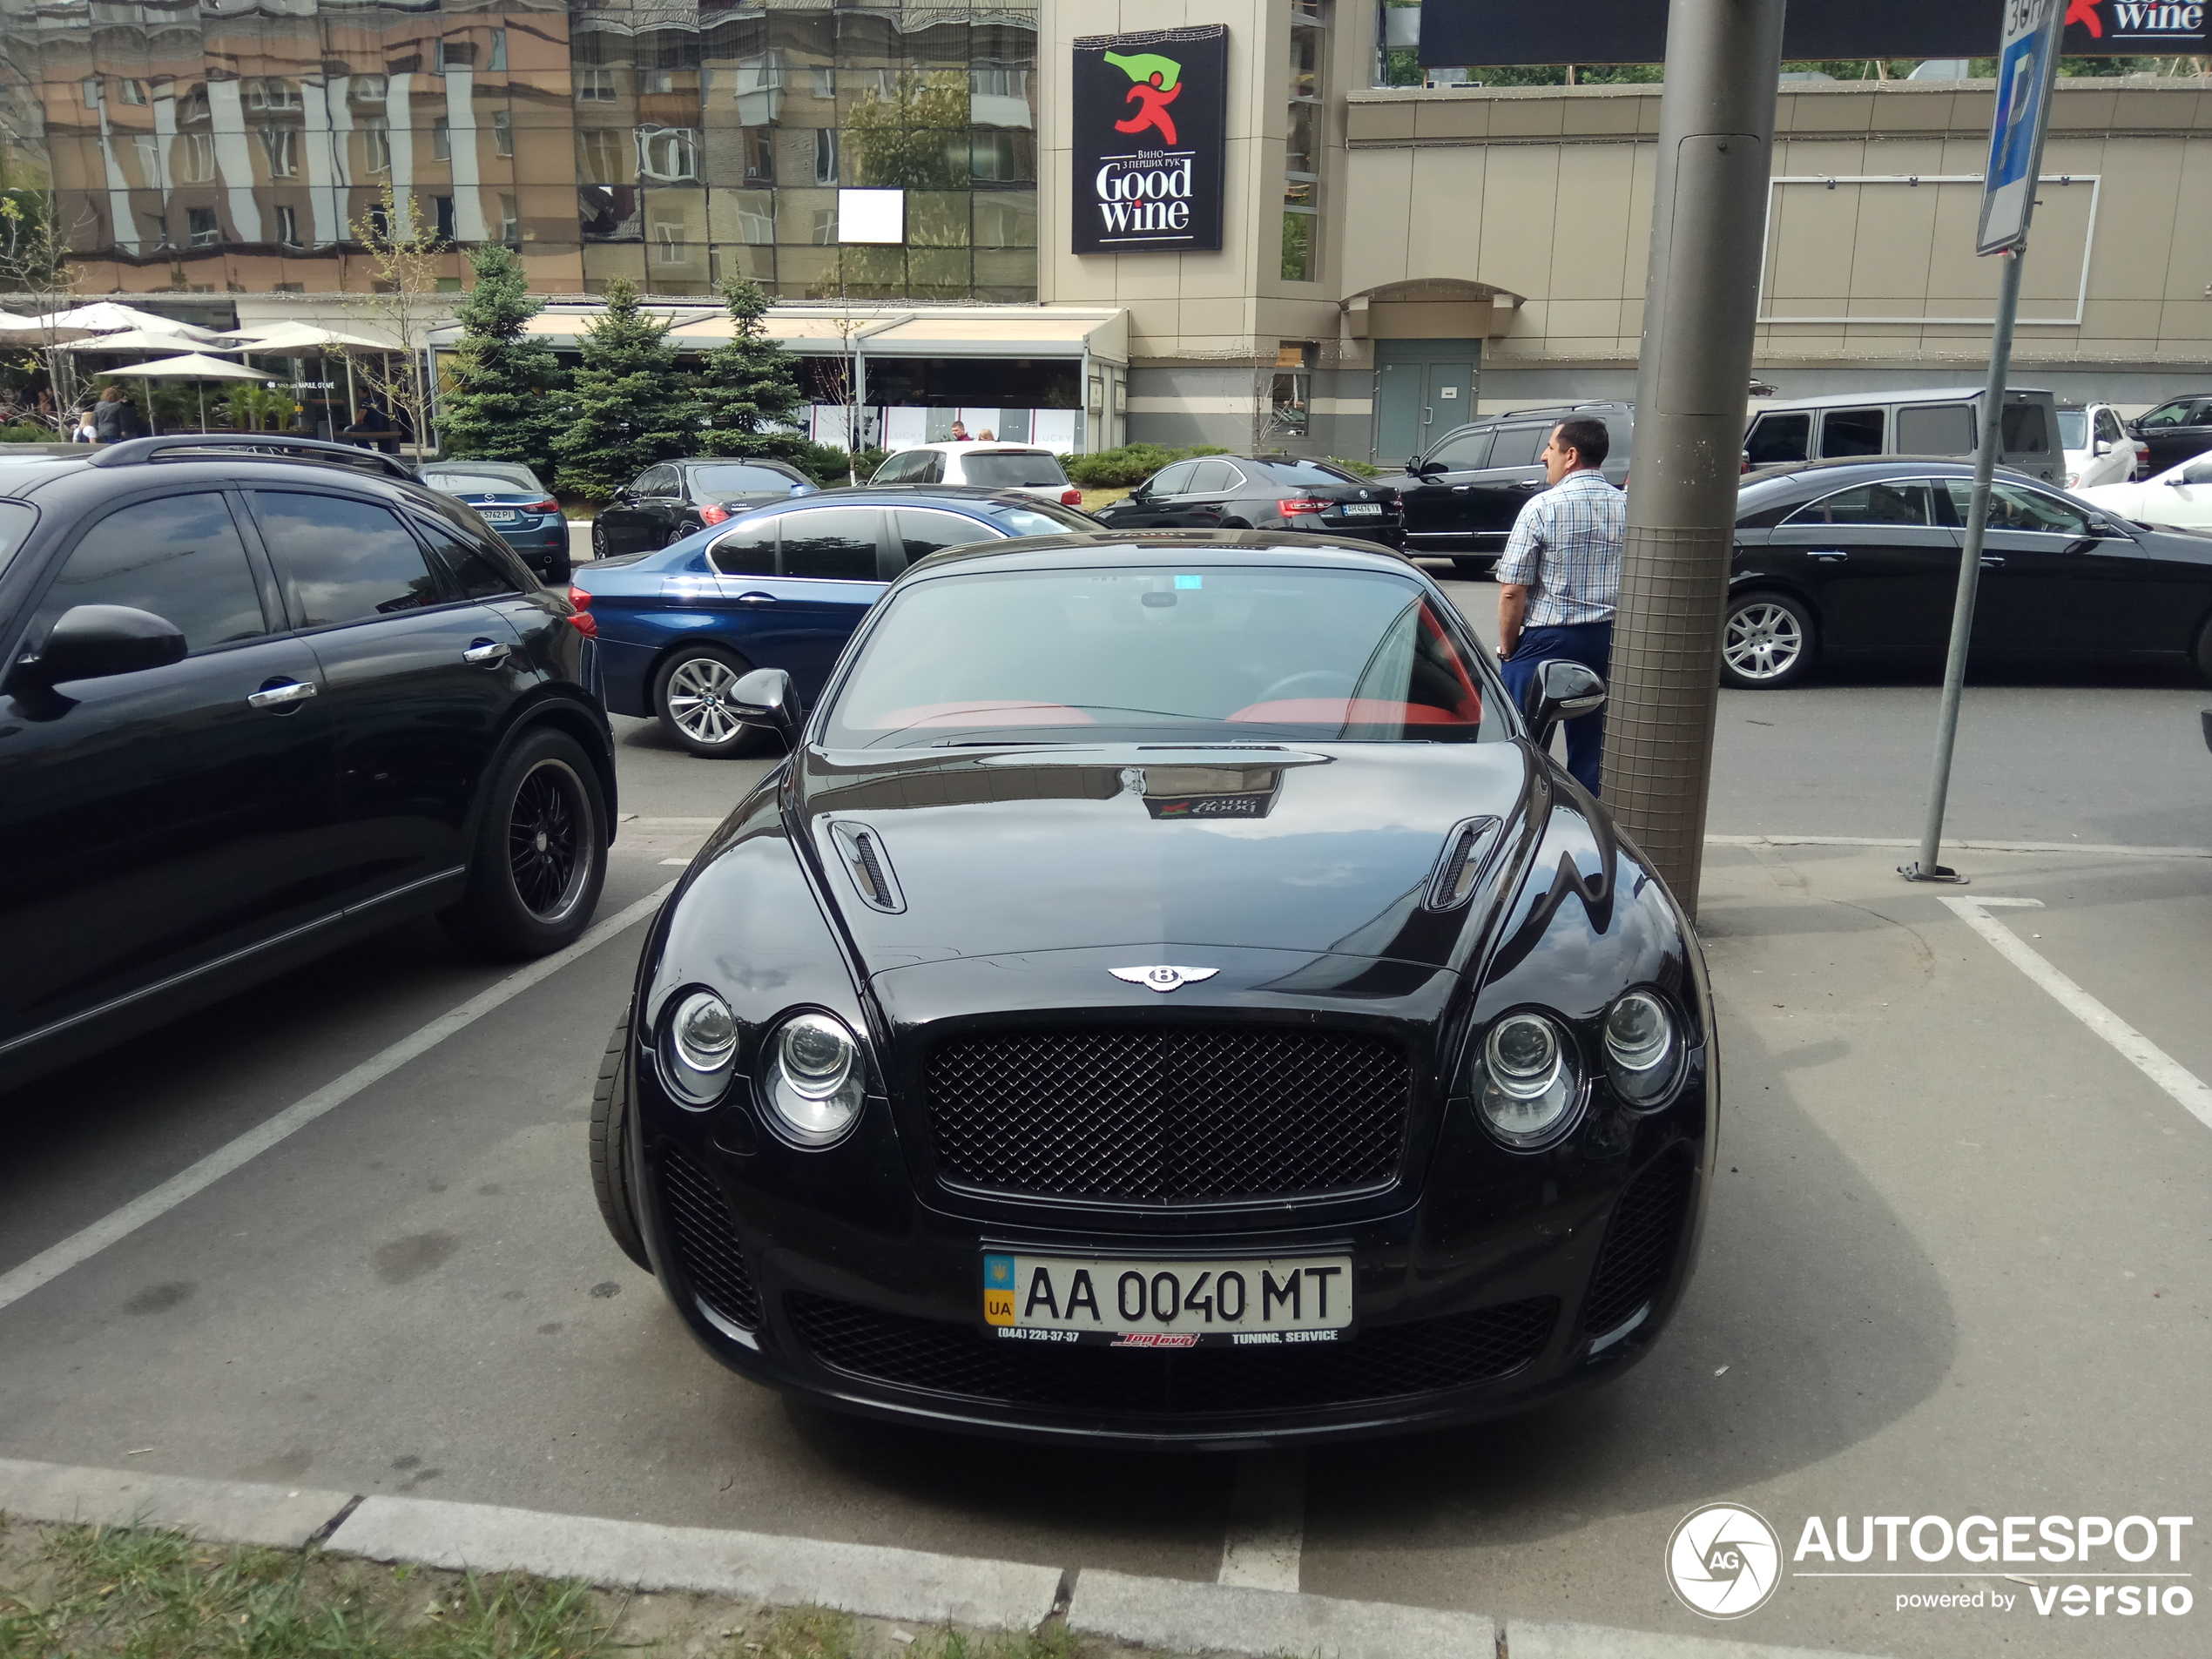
{"left": 441, "top": 727, "right": 608, "bottom": 957}
{"left": 653, "top": 644, "right": 777, "bottom": 758}
{"left": 590, "top": 1008, "right": 651, "bottom": 1271}
{"left": 590, "top": 520, "right": 608, "bottom": 558}
{"left": 1452, "top": 556, "right": 1497, "bottom": 579}
{"left": 1719, "top": 590, "right": 1817, "bottom": 690}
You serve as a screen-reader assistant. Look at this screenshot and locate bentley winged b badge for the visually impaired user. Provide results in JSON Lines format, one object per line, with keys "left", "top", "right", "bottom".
{"left": 1110, "top": 965, "right": 1220, "bottom": 993}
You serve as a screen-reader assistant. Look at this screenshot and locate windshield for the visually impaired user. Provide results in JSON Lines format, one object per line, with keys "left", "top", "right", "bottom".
{"left": 424, "top": 470, "right": 541, "bottom": 496}
{"left": 988, "top": 502, "right": 1097, "bottom": 536}
{"left": 823, "top": 564, "right": 1507, "bottom": 749}
{"left": 961, "top": 450, "right": 1068, "bottom": 488}
{"left": 693, "top": 463, "right": 796, "bottom": 494}
{"left": 2055, "top": 411, "right": 2087, "bottom": 449}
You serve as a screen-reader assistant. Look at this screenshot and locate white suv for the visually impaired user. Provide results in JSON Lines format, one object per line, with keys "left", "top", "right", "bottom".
{"left": 869, "top": 443, "right": 1083, "bottom": 505}
{"left": 2059, "top": 402, "right": 2147, "bottom": 489}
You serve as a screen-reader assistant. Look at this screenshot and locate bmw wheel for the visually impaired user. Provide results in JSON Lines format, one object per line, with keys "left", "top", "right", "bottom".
{"left": 590, "top": 519, "right": 608, "bottom": 559}
{"left": 653, "top": 644, "right": 777, "bottom": 758}
{"left": 442, "top": 728, "right": 609, "bottom": 957}
{"left": 1719, "top": 591, "right": 1817, "bottom": 690}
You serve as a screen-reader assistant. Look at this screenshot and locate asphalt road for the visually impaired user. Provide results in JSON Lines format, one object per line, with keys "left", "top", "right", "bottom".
{"left": 3, "top": 562, "right": 2209, "bottom": 1657}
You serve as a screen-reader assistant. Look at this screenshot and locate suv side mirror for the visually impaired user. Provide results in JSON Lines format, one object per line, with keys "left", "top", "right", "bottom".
{"left": 17, "top": 604, "right": 185, "bottom": 687}
{"left": 1521, "top": 658, "right": 1607, "bottom": 746}
{"left": 2093, "top": 440, "right": 2111, "bottom": 456}
{"left": 1413, "top": 458, "right": 1446, "bottom": 478}
{"left": 730, "top": 666, "right": 800, "bottom": 745}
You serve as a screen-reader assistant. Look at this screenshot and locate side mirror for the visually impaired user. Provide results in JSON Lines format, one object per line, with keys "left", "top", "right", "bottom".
{"left": 730, "top": 666, "right": 800, "bottom": 745}
{"left": 2093, "top": 440, "right": 2111, "bottom": 457}
{"left": 614, "top": 489, "right": 635, "bottom": 504}
{"left": 1413, "top": 458, "right": 1446, "bottom": 478}
{"left": 1521, "top": 658, "right": 1607, "bottom": 747}
{"left": 17, "top": 604, "right": 185, "bottom": 687}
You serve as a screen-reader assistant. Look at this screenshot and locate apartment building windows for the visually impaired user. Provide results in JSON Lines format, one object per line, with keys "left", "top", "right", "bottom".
{"left": 118, "top": 79, "right": 146, "bottom": 105}
{"left": 244, "top": 78, "right": 300, "bottom": 111}
{"left": 433, "top": 195, "right": 456, "bottom": 240}
{"left": 638, "top": 125, "right": 699, "bottom": 181}
{"left": 350, "top": 74, "right": 387, "bottom": 105}
{"left": 273, "top": 203, "right": 300, "bottom": 246}
{"left": 576, "top": 128, "right": 629, "bottom": 185}
{"left": 361, "top": 116, "right": 391, "bottom": 173}
{"left": 577, "top": 67, "right": 617, "bottom": 103}
{"left": 493, "top": 110, "right": 514, "bottom": 157}
{"left": 80, "top": 78, "right": 102, "bottom": 107}
{"left": 500, "top": 193, "right": 520, "bottom": 245}
{"left": 187, "top": 206, "right": 220, "bottom": 246}
{"left": 1284, "top": 5, "right": 1325, "bottom": 281}
{"left": 489, "top": 29, "right": 508, "bottom": 71}
{"left": 432, "top": 118, "right": 451, "bottom": 160}
{"left": 173, "top": 132, "right": 215, "bottom": 184}
{"left": 435, "top": 39, "right": 475, "bottom": 73}
{"left": 259, "top": 125, "right": 300, "bottom": 178}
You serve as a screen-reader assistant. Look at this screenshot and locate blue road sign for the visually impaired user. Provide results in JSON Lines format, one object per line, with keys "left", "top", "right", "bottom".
{"left": 1977, "top": 0, "right": 2065, "bottom": 253}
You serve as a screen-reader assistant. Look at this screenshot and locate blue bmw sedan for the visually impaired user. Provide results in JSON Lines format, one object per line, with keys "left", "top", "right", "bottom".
{"left": 570, "top": 487, "right": 1102, "bottom": 756}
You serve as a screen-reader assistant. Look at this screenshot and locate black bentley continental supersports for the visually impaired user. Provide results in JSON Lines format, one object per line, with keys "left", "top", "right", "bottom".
{"left": 590, "top": 529, "right": 1716, "bottom": 1447}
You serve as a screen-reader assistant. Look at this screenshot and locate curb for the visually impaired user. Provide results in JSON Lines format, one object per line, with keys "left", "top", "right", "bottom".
{"left": 0, "top": 1458, "right": 1889, "bottom": 1659}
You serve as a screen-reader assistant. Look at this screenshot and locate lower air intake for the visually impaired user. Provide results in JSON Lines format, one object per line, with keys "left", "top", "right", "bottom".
{"left": 659, "top": 1145, "right": 761, "bottom": 1332}
{"left": 1582, "top": 1149, "right": 1693, "bottom": 1336}
{"left": 786, "top": 1294, "right": 1557, "bottom": 1413}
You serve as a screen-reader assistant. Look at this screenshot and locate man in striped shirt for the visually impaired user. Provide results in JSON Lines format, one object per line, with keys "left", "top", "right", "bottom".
{"left": 1495, "top": 416, "right": 1624, "bottom": 797}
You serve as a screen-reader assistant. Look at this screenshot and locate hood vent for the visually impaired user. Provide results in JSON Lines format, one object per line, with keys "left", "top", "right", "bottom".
{"left": 826, "top": 820, "right": 906, "bottom": 913}
{"left": 1424, "top": 815, "right": 1502, "bottom": 912}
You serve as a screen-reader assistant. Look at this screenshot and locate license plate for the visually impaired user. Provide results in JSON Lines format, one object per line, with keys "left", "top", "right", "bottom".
{"left": 1338, "top": 502, "right": 1384, "bottom": 516}
{"left": 982, "top": 1251, "right": 1352, "bottom": 1346}
{"left": 481, "top": 509, "right": 522, "bottom": 523}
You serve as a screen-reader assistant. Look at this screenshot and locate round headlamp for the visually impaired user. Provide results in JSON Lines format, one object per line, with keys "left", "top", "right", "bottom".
{"left": 1477, "top": 1011, "right": 1581, "bottom": 1147}
{"left": 1603, "top": 989, "right": 1682, "bottom": 1107}
{"left": 761, "top": 1011, "right": 865, "bottom": 1146}
{"left": 659, "top": 989, "right": 738, "bottom": 1107}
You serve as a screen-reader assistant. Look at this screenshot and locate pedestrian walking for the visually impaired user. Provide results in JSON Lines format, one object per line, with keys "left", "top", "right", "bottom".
{"left": 1495, "top": 416, "right": 1623, "bottom": 798}
{"left": 91, "top": 385, "right": 145, "bottom": 442}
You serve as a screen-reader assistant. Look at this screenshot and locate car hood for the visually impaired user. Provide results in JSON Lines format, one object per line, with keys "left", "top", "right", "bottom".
{"left": 791, "top": 741, "right": 1540, "bottom": 977}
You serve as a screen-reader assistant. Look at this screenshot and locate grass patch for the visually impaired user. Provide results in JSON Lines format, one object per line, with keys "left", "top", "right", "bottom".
{"left": 0, "top": 1519, "right": 1143, "bottom": 1659}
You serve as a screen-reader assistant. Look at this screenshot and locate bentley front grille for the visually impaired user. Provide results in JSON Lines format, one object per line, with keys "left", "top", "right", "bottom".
{"left": 922, "top": 1023, "right": 1413, "bottom": 1204}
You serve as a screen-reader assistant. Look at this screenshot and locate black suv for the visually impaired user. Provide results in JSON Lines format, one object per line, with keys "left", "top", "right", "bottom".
{"left": 2130, "top": 394, "right": 2212, "bottom": 476}
{"left": 1376, "top": 401, "right": 1633, "bottom": 575}
{"left": 0, "top": 436, "right": 616, "bottom": 1092}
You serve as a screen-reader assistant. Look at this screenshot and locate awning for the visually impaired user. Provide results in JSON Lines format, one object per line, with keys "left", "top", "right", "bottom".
{"left": 447, "top": 306, "right": 1127, "bottom": 364}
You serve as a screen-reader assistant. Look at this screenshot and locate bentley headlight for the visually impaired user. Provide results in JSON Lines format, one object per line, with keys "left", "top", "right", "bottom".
{"left": 1603, "top": 989, "right": 1681, "bottom": 1107}
{"left": 762, "top": 1011, "right": 865, "bottom": 1146}
{"left": 660, "top": 989, "right": 738, "bottom": 1107}
{"left": 1478, "top": 1011, "right": 1580, "bottom": 1146}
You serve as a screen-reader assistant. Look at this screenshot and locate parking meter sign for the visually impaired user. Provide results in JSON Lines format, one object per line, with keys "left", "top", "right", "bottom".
{"left": 1977, "top": 0, "right": 2064, "bottom": 254}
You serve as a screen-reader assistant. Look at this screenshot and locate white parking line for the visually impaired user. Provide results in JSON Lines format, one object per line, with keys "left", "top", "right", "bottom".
{"left": 0, "top": 884, "right": 675, "bottom": 1318}
{"left": 1217, "top": 1450, "right": 1305, "bottom": 1592}
{"left": 1940, "top": 896, "right": 2212, "bottom": 1134}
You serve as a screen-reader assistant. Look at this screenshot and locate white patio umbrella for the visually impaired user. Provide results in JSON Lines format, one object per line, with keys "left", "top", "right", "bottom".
{"left": 40, "top": 302, "right": 218, "bottom": 341}
{"left": 61, "top": 327, "right": 225, "bottom": 356}
{"left": 226, "top": 321, "right": 388, "bottom": 352}
{"left": 0, "top": 313, "right": 99, "bottom": 343}
{"left": 105, "top": 352, "right": 270, "bottom": 433}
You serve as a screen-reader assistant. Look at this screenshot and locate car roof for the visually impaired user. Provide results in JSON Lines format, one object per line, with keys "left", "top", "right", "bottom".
{"left": 902, "top": 527, "right": 1423, "bottom": 577}
{"left": 813, "top": 484, "right": 1071, "bottom": 509}
{"left": 1750, "top": 387, "right": 2052, "bottom": 412}
{"left": 894, "top": 442, "right": 1056, "bottom": 455}
{"left": 1739, "top": 456, "right": 2056, "bottom": 491}
{"left": 0, "top": 445, "right": 425, "bottom": 501}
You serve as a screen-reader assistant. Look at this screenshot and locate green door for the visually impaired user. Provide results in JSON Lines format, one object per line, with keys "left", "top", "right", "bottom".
{"left": 1372, "top": 340, "right": 1480, "bottom": 465}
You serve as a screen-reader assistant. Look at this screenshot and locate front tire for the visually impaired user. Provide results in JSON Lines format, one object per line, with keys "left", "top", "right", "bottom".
{"left": 653, "top": 644, "right": 777, "bottom": 758}
{"left": 1719, "top": 590, "right": 1817, "bottom": 690}
{"left": 590, "top": 520, "right": 607, "bottom": 559}
{"left": 441, "top": 728, "right": 609, "bottom": 958}
{"left": 1451, "top": 556, "right": 1497, "bottom": 579}
{"left": 2193, "top": 616, "right": 2212, "bottom": 687}
{"left": 589, "top": 1009, "right": 651, "bottom": 1272}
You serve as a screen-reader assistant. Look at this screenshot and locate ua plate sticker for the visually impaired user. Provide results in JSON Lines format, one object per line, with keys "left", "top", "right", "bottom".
{"left": 982, "top": 1251, "right": 1352, "bottom": 1346}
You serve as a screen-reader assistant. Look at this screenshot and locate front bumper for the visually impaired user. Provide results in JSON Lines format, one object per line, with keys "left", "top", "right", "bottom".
{"left": 633, "top": 1042, "right": 1710, "bottom": 1447}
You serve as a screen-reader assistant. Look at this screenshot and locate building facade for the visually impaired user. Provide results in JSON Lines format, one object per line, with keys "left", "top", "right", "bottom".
{"left": 4, "top": 0, "right": 2209, "bottom": 460}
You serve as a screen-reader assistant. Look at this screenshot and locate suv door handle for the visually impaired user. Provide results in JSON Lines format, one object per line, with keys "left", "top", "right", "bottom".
{"left": 462, "top": 638, "right": 511, "bottom": 666}
{"left": 1451, "top": 484, "right": 1472, "bottom": 492}
{"left": 1979, "top": 555, "right": 2005, "bottom": 568}
{"left": 247, "top": 678, "right": 316, "bottom": 710}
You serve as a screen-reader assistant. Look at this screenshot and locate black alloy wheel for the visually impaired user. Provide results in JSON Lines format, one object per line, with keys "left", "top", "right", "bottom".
{"left": 590, "top": 520, "right": 608, "bottom": 558}
{"left": 441, "top": 728, "right": 608, "bottom": 957}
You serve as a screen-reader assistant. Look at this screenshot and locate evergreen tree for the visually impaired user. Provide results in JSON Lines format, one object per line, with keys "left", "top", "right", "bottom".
{"left": 438, "top": 244, "right": 564, "bottom": 475}
{"left": 696, "top": 275, "right": 808, "bottom": 461}
{"left": 552, "top": 278, "right": 700, "bottom": 502}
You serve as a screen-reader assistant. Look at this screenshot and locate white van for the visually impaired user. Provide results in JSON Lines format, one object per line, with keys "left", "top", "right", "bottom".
{"left": 1743, "top": 388, "right": 2062, "bottom": 485}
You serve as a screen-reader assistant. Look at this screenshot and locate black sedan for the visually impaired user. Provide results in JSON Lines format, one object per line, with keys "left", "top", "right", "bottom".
{"left": 0, "top": 435, "right": 614, "bottom": 1094}
{"left": 592, "top": 457, "right": 816, "bottom": 556}
{"left": 2129, "top": 393, "right": 2212, "bottom": 476}
{"left": 419, "top": 459, "right": 570, "bottom": 583}
{"left": 1723, "top": 457, "right": 2212, "bottom": 689}
{"left": 589, "top": 529, "right": 1714, "bottom": 1446}
{"left": 1090, "top": 455, "right": 1403, "bottom": 547}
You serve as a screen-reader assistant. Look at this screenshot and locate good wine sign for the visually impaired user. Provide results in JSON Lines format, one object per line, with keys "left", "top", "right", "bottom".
{"left": 1070, "top": 25, "right": 1228, "bottom": 256}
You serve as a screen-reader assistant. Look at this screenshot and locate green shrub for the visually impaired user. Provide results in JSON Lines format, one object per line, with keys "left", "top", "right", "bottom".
{"left": 791, "top": 442, "right": 888, "bottom": 488}
{"left": 0, "top": 421, "right": 53, "bottom": 442}
{"left": 1063, "top": 442, "right": 1230, "bottom": 489}
{"left": 1325, "top": 455, "right": 1384, "bottom": 478}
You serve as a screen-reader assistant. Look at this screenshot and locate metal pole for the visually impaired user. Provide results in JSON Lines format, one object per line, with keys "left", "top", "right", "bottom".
{"left": 1600, "top": 0, "right": 1788, "bottom": 916}
{"left": 1901, "top": 250, "right": 2026, "bottom": 882}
